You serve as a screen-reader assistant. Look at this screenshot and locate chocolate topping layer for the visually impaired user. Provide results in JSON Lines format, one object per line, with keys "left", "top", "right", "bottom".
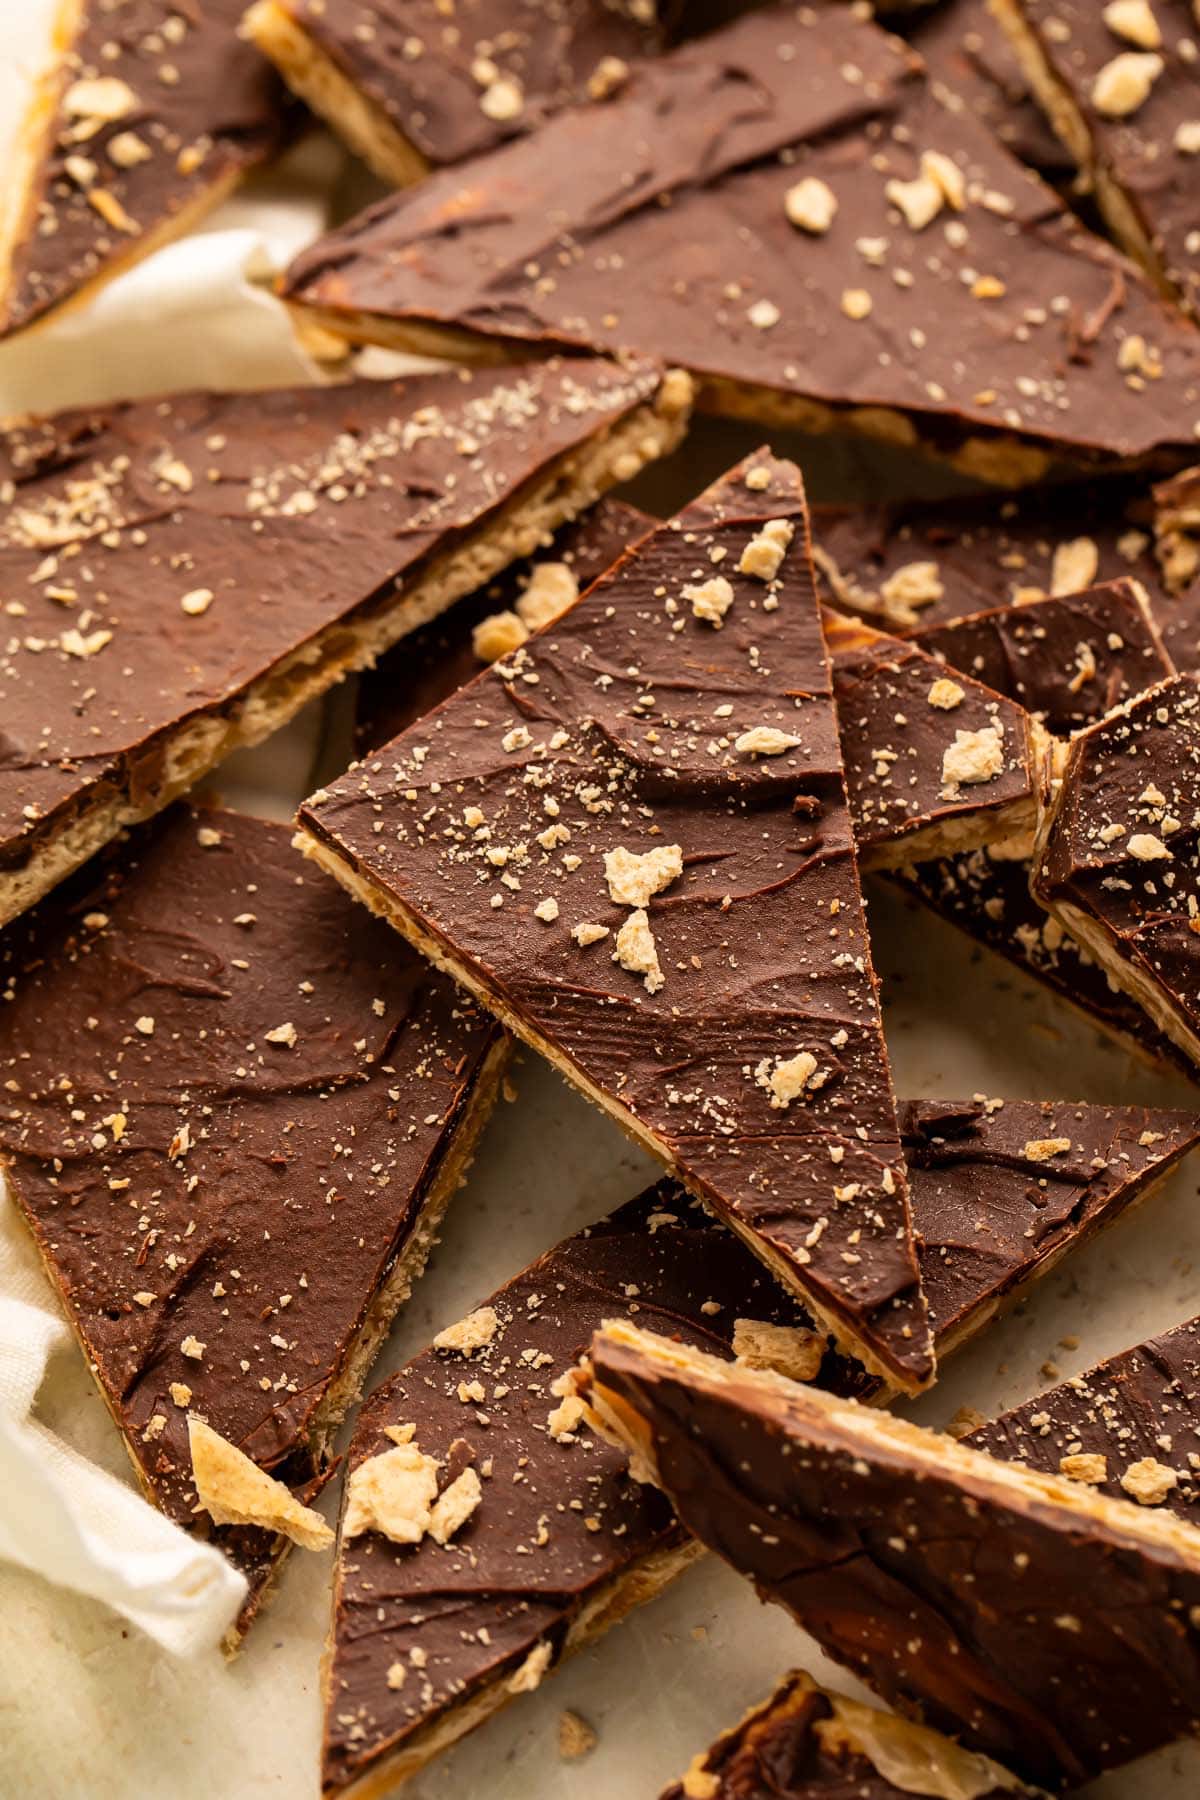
{"left": 298, "top": 450, "right": 934, "bottom": 1392}
{"left": 0, "top": 0, "right": 286, "bottom": 338}
{"left": 899, "top": 1097, "right": 1200, "bottom": 1355}
{"left": 0, "top": 804, "right": 503, "bottom": 1638}
{"left": 0, "top": 357, "right": 682, "bottom": 925}
{"left": 826, "top": 609, "right": 1041, "bottom": 868}
{"left": 1033, "top": 671, "right": 1200, "bottom": 1069}
{"left": 322, "top": 1180, "right": 803, "bottom": 1797}
{"left": 588, "top": 1320, "right": 1200, "bottom": 1791}
{"left": 661, "top": 1670, "right": 1034, "bottom": 1800}
{"left": 914, "top": 577, "right": 1172, "bottom": 734}
{"left": 247, "top": 0, "right": 660, "bottom": 186}
{"left": 969, "top": 1312, "right": 1200, "bottom": 1526}
{"left": 283, "top": 3, "right": 1200, "bottom": 478}
{"left": 992, "top": 0, "right": 1200, "bottom": 316}
{"left": 355, "top": 498, "right": 653, "bottom": 754}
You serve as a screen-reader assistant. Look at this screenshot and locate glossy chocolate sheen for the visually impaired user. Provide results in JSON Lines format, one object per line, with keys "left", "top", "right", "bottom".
{"left": 1, "top": 0, "right": 286, "bottom": 337}
{"left": 826, "top": 610, "right": 1039, "bottom": 862}
{"left": 661, "top": 1670, "right": 1035, "bottom": 1800}
{"left": 899, "top": 1097, "right": 1200, "bottom": 1348}
{"left": 355, "top": 498, "right": 653, "bottom": 754}
{"left": 915, "top": 578, "right": 1172, "bottom": 734}
{"left": 284, "top": 3, "right": 1200, "bottom": 470}
{"left": 322, "top": 1180, "right": 806, "bottom": 1795}
{"left": 1007, "top": 0, "right": 1200, "bottom": 315}
{"left": 906, "top": 0, "right": 1073, "bottom": 178}
{"left": 0, "top": 804, "right": 501, "bottom": 1617}
{"left": 0, "top": 358, "right": 664, "bottom": 903}
{"left": 1034, "top": 672, "right": 1200, "bottom": 1063}
{"left": 300, "top": 451, "right": 935, "bottom": 1390}
{"left": 969, "top": 1312, "right": 1200, "bottom": 1525}
{"left": 277, "top": 0, "right": 660, "bottom": 168}
{"left": 589, "top": 1324, "right": 1200, "bottom": 1790}
{"left": 891, "top": 848, "right": 1194, "bottom": 1075}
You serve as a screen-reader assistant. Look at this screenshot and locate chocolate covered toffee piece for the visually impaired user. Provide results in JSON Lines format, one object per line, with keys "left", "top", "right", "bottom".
{"left": 297, "top": 451, "right": 935, "bottom": 1393}
{"left": 662, "top": 1670, "right": 1038, "bottom": 1800}
{"left": 1033, "top": 672, "right": 1200, "bottom": 1069}
{"left": 0, "top": 805, "right": 506, "bottom": 1643}
{"left": 0, "top": 0, "right": 286, "bottom": 339}
{"left": 283, "top": 3, "right": 1200, "bottom": 482}
{"left": 969, "top": 1312, "right": 1200, "bottom": 1525}
{"left": 825, "top": 610, "right": 1043, "bottom": 868}
{"left": 586, "top": 1319, "right": 1200, "bottom": 1790}
{"left": 244, "top": 0, "right": 662, "bottom": 188}
{"left": 0, "top": 357, "right": 687, "bottom": 927}
{"left": 899, "top": 1097, "right": 1200, "bottom": 1356}
{"left": 992, "top": 0, "right": 1200, "bottom": 316}
{"left": 355, "top": 498, "right": 653, "bottom": 755}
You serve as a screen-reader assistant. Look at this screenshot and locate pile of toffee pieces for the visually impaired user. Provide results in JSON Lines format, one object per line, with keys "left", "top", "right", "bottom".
{"left": 7, "top": 3, "right": 1200, "bottom": 1797}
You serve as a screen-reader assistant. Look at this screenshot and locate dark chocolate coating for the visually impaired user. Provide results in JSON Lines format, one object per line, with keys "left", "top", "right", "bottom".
{"left": 970, "top": 1312, "right": 1200, "bottom": 1525}
{"left": 284, "top": 4, "right": 1200, "bottom": 468}
{"left": 1011, "top": 0, "right": 1200, "bottom": 315}
{"left": 0, "top": 804, "right": 500, "bottom": 1619}
{"left": 355, "top": 498, "right": 653, "bottom": 753}
{"left": 1034, "top": 671, "right": 1200, "bottom": 1062}
{"left": 1, "top": 0, "right": 286, "bottom": 337}
{"left": 300, "top": 451, "right": 935, "bottom": 1390}
{"left": 280, "top": 0, "right": 660, "bottom": 168}
{"left": 0, "top": 358, "right": 662, "bottom": 906}
{"left": 915, "top": 578, "right": 1172, "bottom": 733}
{"left": 590, "top": 1325, "right": 1200, "bottom": 1791}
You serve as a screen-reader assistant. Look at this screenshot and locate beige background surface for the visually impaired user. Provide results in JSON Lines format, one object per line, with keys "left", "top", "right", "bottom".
{"left": 3, "top": 7, "right": 1200, "bottom": 1795}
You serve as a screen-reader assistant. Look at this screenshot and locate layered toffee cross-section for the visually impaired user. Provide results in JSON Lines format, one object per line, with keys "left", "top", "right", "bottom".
{"left": 0, "top": 0, "right": 287, "bottom": 339}
{"left": 0, "top": 357, "right": 688, "bottom": 927}
{"left": 661, "top": 1670, "right": 1038, "bottom": 1800}
{"left": 244, "top": 0, "right": 662, "bottom": 188}
{"left": 586, "top": 1320, "right": 1200, "bottom": 1791}
{"left": 992, "top": 0, "right": 1200, "bottom": 316}
{"left": 1032, "top": 672, "right": 1200, "bottom": 1070}
{"left": 0, "top": 805, "right": 507, "bottom": 1643}
{"left": 297, "top": 450, "right": 934, "bottom": 1393}
{"left": 282, "top": 3, "right": 1200, "bottom": 482}
{"left": 969, "top": 1311, "right": 1200, "bottom": 1524}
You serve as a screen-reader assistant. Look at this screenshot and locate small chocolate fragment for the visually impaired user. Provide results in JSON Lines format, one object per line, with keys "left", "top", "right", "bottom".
{"left": 355, "top": 499, "right": 653, "bottom": 754}
{"left": 0, "top": 357, "right": 687, "bottom": 926}
{"left": 914, "top": 577, "right": 1171, "bottom": 734}
{"left": 826, "top": 608, "right": 1043, "bottom": 869}
{"left": 245, "top": 0, "right": 662, "bottom": 187}
{"left": 0, "top": 805, "right": 506, "bottom": 1644}
{"left": 992, "top": 0, "right": 1200, "bottom": 316}
{"left": 900, "top": 1097, "right": 1200, "bottom": 1355}
{"left": 298, "top": 450, "right": 935, "bottom": 1394}
{"left": 283, "top": 4, "right": 1200, "bottom": 481}
{"left": 661, "top": 1669, "right": 1037, "bottom": 1800}
{"left": 969, "top": 1311, "right": 1200, "bottom": 1525}
{"left": 586, "top": 1319, "right": 1200, "bottom": 1791}
{"left": 0, "top": 0, "right": 287, "bottom": 339}
{"left": 1033, "top": 671, "right": 1200, "bottom": 1070}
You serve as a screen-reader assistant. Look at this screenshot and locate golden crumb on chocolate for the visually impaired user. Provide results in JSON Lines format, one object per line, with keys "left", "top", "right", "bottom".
{"left": 188, "top": 1417, "right": 333, "bottom": 1552}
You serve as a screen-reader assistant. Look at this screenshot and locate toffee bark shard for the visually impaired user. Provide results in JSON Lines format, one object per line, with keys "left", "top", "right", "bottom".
{"left": 297, "top": 450, "right": 936, "bottom": 1393}
{"left": 969, "top": 1311, "right": 1200, "bottom": 1525}
{"left": 282, "top": 2, "right": 1200, "bottom": 482}
{"left": 0, "top": 357, "right": 688, "bottom": 927}
{"left": 0, "top": 0, "right": 287, "bottom": 339}
{"left": 661, "top": 1670, "right": 1038, "bottom": 1800}
{"left": 319, "top": 1100, "right": 1196, "bottom": 1793}
{"left": 244, "top": 0, "right": 662, "bottom": 188}
{"left": 0, "top": 805, "right": 507, "bottom": 1645}
{"left": 1033, "top": 672, "right": 1200, "bottom": 1070}
{"left": 992, "top": 0, "right": 1200, "bottom": 316}
{"left": 585, "top": 1319, "right": 1200, "bottom": 1792}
